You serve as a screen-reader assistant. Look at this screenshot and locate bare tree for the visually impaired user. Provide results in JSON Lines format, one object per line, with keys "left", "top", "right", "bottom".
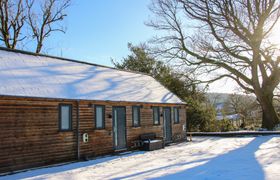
{"left": 0, "top": 0, "right": 26, "bottom": 49}
{"left": 224, "top": 93, "right": 259, "bottom": 119}
{"left": 26, "top": 0, "right": 70, "bottom": 53}
{"left": 148, "top": 0, "right": 280, "bottom": 130}
{"left": 0, "top": 0, "right": 70, "bottom": 53}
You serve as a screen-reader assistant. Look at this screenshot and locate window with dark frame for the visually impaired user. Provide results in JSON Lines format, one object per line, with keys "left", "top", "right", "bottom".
{"left": 95, "top": 105, "right": 105, "bottom": 129}
{"left": 173, "top": 107, "right": 180, "bottom": 124}
{"left": 132, "top": 106, "right": 140, "bottom": 127}
{"left": 153, "top": 106, "right": 160, "bottom": 125}
{"left": 59, "top": 104, "right": 72, "bottom": 131}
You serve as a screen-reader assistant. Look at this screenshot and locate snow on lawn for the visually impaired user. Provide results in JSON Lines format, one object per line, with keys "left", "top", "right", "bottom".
{"left": 1, "top": 135, "right": 280, "bottom": 180}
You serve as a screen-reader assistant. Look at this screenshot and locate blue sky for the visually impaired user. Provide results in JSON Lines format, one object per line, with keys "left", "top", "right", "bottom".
{"left": 45, "top": 0, "right": 154, "bottom": 66}
{"left": 42, "top": 0, "right": 242, "bottom": 93}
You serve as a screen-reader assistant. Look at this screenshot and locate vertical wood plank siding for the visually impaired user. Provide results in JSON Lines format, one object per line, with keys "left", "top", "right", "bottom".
{"left": 0, "top": 96, "right": 186, "bottom": 173}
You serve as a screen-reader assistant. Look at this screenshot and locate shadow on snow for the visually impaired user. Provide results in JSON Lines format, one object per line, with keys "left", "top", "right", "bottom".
{"left": 116, "top": 136, "right": 271, "bottom": 180}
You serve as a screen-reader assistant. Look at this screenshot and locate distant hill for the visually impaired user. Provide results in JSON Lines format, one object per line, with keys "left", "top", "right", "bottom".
{"left": 206, "top": 92, "right": 256, "bottom": 106}
{"left": 206, "top": 93, "right": 231, "bottom": 105}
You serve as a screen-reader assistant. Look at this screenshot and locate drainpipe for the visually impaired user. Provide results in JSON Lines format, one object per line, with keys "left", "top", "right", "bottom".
{"left": 76, "top": 100, "right": 80, "bottom": 160}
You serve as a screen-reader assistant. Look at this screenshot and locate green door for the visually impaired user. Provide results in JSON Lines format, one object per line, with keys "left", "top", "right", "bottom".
{"left": 163, "top": 107, "right": 172, "bottom": 143}
{"left": 113, "top": 106, "right": 127, "bottom": 150}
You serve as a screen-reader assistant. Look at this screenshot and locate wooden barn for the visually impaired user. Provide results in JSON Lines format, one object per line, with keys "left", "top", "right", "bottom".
{"left": 0, "top": 48, "right": 187, "bottom": 174}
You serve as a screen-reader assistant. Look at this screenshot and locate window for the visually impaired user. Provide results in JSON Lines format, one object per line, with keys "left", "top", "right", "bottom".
{"left": 95, "top": 105, "right": 105, "bottom": 129}
{"left": 173, "top": 107, "right": 180, "bottom": 124}
{"left": 132, "top": 106, "right": 140, "bottom": 127}
{"left": 153, "top": 107, "right": 160, "bottom": 125}
{"left": 59, "top": 104, "right": 72, "bottom": 131}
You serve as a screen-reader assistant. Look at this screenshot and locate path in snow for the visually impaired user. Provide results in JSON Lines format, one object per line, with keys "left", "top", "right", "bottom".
{"left": 1, "top": 136, "right": 280, "bottom": 180}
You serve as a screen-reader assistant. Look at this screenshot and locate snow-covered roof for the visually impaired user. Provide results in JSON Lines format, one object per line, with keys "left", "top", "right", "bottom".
{"left": 0, "top": 48, "right": 185, "bottom": 104}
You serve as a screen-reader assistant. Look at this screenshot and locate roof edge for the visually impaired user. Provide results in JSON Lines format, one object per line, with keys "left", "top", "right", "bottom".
{"left": 0, "top": 94, "right": 187, "bottom": 105}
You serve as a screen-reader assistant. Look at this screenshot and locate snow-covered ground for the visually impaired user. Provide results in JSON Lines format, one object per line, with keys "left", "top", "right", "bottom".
{"left": 1, "top": 135, "right": 280, "bottom": 180}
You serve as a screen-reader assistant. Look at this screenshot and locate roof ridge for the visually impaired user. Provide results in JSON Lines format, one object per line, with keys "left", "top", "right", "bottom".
{"left": 0, "top": 46, "right": 151, "bottom": 77}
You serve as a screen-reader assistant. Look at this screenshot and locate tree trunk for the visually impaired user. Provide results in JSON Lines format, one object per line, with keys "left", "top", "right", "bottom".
{"left": 258, "top": 92, "right": 279, "bottom": 130}
{"left": 36, "top": 43, "right": 42, "bottom": 53}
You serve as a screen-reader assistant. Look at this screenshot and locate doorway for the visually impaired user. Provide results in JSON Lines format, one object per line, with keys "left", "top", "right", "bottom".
{"left": 163, "top": 107, "right": 172, "bottom": 143}
{"left": 112, "top": 106, "right": 127, "bottom": 150}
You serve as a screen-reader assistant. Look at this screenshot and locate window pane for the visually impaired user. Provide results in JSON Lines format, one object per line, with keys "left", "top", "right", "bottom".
{"left": 174, "top": 109, "right": 178, "bottom": 123}
{"left": 61, "top": 105, "right": 70, "bottom": 130}
{"left": 174, "top": 108, "right": 179, "bottom": 123}
{"left": 177, "top": 109, "right": 180, "bottom": 122}
{"left": 96, "top": 106, "right": 104, "bottom": 128}
{"left": 133, "top": 107, "right": 140, "bottom": 126}
{"left": 153, "top": 107, "right": 159, "bottom": 125}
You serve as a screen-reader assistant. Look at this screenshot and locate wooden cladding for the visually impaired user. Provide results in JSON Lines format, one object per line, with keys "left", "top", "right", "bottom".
{"left": 0, "top": 96, "right": 186, "bottom": 174}
{"left": 0, "top": 97, "right": 77, "bottom": 174}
